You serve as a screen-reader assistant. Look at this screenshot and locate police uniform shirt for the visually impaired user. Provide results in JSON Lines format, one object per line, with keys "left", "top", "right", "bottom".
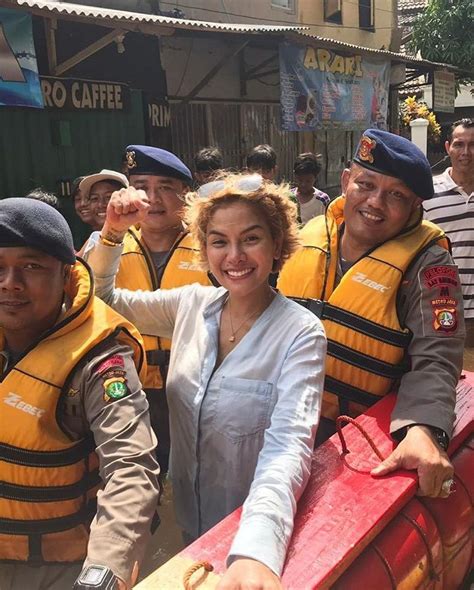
{"left": 335, "top": 241, "right": 465, "bottom": 437}
{"left": 0, "top": 338, "right": 160, "bottom": 584}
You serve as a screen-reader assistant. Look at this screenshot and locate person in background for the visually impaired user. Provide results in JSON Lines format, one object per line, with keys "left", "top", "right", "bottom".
{"left": 424, "top": 118, "right": 474, "bottom": 345}
{"left": 279, "top": 129, "right": 464, "bottom": 499}
{"left": 86, "top": 172, "right": 325, "bottom": 590}
{"left": 72, "top": 176, "right": 89, "bottom": 223}
{"left": 69, "top": 176, "right": 99, "bottom": 251}
{"left": 0, "top": 199, "right": 159, "bottom": 590}
{"left": 25, "top": 188, "right": 60, "bottom": 210}
{"left": 82, "top": 146, "right": 212, "bottom": 474}
{"left": 79, "top": 169, "right": 129, "bottom": 232}
{"left": 292, "top": 153, "right": 330, "bottom": 225}
{"left": 246, "top": 144, "right": 278, "bottom": 181}
{"left": 194, "top": 146, "right": 224, "bottom": 186}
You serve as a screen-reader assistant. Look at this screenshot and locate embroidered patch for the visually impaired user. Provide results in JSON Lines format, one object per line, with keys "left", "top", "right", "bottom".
{"left": 103, "top": 377, "right": 129, "bottom": 403}
{"left": 433, "top": 307, "right": 457, "bottom": 333}
{"left": 358, "top": 135, "right": 376, "bottom": 163}
{"left": 423, "top": 266, "right": 458, "bottom": 290}
{"left": 96, "top": 355, "right": 125, "bottom": 375}
{"left": 126, "top": 150, "right": 137, "bottom": 169}
{"left": 102, "top": 368, "right": 126, "bottom": 381}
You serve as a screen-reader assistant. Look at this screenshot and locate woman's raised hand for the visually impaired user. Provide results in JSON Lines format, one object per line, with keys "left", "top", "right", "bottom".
{"left": 102, "top": 187, "right": 150, "bottom": 242}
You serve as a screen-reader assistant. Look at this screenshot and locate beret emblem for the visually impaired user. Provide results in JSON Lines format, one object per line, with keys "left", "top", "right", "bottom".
{"left": 358, "top": 136, "right": 376, "bottom": 164}
{"left": 126, "top": 150, "right": 137, "bottom": 169}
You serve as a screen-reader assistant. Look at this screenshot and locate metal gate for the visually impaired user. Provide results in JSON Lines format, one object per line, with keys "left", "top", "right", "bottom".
{"left": 170, "top": 101, "right": 299, "bottom": 181}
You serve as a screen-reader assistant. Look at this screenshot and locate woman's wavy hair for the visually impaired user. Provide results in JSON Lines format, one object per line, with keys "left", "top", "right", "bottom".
{"left": 184, "top": 172, "right": 300, "bottom": 273}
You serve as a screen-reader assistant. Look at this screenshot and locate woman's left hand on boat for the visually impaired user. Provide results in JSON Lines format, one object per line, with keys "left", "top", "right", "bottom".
{"left": 370, "top": 425, "right": 454, "bottom": 498}
{"left": 217, "top": 558, "right": 284, "bottom": 589}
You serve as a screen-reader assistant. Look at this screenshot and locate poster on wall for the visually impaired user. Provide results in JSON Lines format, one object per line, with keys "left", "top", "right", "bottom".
{"left": 0, "top": 8, "right": 43, "bottom": 108}
{"left": 279, "top": 41, "right": 390, "bottom": 131}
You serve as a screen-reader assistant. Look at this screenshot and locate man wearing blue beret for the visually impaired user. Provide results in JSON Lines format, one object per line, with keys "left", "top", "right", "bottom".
{"left": 83, "top": 145, "right": 212, "bottom": 473}
{"left": 279, "top": 129, "right": 465, "bottom": 499}
{"left": 0, "top": 199, "right": 159, "bottom": 589}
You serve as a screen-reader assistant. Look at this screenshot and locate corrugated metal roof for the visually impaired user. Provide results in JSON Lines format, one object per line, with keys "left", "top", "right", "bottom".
{"left": 398, "top": 0, "right": 427, "bottom": 11}
{"left": 13, "top": 0, "right": 308, "bottom": 33}
{"left": 293, "top": 32, "right": 457, "bottom": 70}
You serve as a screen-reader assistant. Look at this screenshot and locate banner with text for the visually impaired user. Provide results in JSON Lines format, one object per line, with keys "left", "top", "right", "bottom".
{"left": 41, "top": 77, "right": 130, "bottom": 111}
{"left": 279, "top": 41, "right": 390, "bottom": 131}
{"left": 0, "top": 8, "right": 43, "bottom": 108}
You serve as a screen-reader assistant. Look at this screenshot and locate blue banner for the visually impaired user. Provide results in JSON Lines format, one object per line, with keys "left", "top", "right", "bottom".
{"left": 0, "top": 8, "right": 43, "bottom": 108}
{"left": 279, "top": 41, "right": 390, "bottom": 131}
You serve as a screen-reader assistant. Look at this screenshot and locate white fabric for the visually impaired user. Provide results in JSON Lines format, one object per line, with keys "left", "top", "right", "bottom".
{"left": 86, "top": 236, "right": 326, "bottom": 576}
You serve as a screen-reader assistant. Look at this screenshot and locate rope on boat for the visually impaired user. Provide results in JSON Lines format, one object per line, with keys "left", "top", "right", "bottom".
{"left": 183, "top": 560, "right": 214, "bottom": 589}
{"left": 336, "top": 415, "right": 386, "bottom": 461}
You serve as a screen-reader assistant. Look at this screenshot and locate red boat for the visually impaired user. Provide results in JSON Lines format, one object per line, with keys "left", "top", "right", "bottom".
{"left": 137, "top": 373, "right": 474, "bottom": 590}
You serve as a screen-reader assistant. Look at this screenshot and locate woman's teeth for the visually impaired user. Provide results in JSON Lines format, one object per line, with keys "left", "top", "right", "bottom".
{"left": 227, "top": 268, "right": 253, "bottom": 277}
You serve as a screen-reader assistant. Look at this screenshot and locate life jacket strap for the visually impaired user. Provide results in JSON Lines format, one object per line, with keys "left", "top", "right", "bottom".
{"left": 146, "top": 349, "right": 171, "bottom": 369}
{"left": 325, "top": 376, "right": 381, "bottom": 407}
{"left": 293, "top": 297, "right": 412, "bottom": 348}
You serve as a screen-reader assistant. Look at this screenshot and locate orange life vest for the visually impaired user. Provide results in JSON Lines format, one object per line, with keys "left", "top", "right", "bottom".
{"left": 115, "top": 227, "right": 211, "bottom": 389}
{"left": 0, "top": 260, "right": 145, "bottom": 563}
{"left": 278, "top": 196, "right": 449, "bottom": 419}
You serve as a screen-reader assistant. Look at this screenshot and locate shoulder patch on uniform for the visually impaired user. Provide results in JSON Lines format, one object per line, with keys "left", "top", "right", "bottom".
{"left": 423, "top": 266, "right": 458, "bottom": 291}
{"left": 103, "top": 376, "right": 129, "bottom": 403}
{"left": 432, "top": 304, "right": 458, "bottom": 333}
{"left": 96, "top": 355, "right": 125, "bottom": 375}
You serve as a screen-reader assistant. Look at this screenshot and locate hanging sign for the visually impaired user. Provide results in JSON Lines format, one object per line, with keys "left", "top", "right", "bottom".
{"left": 0, "top": 8, "right": 43, "bottom": 108}
{"left": 433, "top": 70, "right": 455, "bottom": 113}
{"left": 40, "top": 77, "right": 130, "bottom": 111}
{"left": 279, "top": 41, "right": 390, "bottom": 131}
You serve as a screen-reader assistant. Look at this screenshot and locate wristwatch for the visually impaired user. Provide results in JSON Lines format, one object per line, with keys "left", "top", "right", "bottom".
{"left": 73, "top": 565, "right": 117, "bottom": 590}
{"left": 426, "top": 426, "right": 450, "bottom": 451}
{"left": 402, "top": 424, "right": 449, "bottom": 451}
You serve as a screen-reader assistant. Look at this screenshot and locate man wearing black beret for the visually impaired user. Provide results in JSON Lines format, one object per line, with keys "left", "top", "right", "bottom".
{"left": 82, "top": 145, "right": 212, "bottom": 474}
{"left": 0, "top": 198, "right": 159, "bottom": 589}
{"left": 279, "top": 129, "right": 465, "bottom": 499}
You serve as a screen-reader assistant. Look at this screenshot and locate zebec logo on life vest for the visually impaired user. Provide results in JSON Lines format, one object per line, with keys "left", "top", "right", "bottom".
{"left": 351, "top": 271, "right": 390, "bottom": 293}
{"left": 3, "top": 392, "right": 45, "bottom": 418}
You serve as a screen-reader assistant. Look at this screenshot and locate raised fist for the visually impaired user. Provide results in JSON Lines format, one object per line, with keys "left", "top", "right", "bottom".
{"left": 103, "top": 187, "right": 150, "bottom": 237}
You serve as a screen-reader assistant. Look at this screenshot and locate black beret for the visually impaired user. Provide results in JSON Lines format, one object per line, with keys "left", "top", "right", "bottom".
{"left": 125, "top": 145, "right": 193, "bottom": 184}
{"left": 0, "top": 198, "right": 76, "bottom": 264}
{"left": 353, "top": 129, "right": 434, "bottom": 200}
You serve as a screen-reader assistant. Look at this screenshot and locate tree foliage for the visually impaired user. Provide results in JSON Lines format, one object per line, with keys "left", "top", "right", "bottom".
{"left": 409, "top": 0, "right": 474, "bottom": 85}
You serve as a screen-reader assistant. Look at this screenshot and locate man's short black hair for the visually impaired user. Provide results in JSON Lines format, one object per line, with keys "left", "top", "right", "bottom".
{"left": 293, "top": 152, "right": 322, "bottom": 177}
{"left": 246, "top": 144, "right": 277, "bottom": 171}
{"left": 194, "top": 147, "right": 224, "bottom": 172}
{"left": 447, "top": 118, "right": 474, "bottom": 143}
{"left": 25, "top": 188, "right": 60, "bottom": 210}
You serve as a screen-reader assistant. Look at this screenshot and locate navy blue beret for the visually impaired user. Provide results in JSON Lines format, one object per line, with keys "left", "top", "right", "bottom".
{"left": 353, "top": 129, "right": 434, "bottom": 200}
{"left": 0, "top": 198, "right": 76, "bottom": 264}
{"left": 124, "top": 145, "right": 193, "bottom": 184}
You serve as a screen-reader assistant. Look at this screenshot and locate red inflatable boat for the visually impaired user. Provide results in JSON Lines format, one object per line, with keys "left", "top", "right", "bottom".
{"left": 137, "top": 373, "right": 474, "bottom": 589}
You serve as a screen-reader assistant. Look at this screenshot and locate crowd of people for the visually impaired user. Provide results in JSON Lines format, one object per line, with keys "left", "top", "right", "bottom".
{"left": 0, "top": 118, "right": 472, "bottom": 590}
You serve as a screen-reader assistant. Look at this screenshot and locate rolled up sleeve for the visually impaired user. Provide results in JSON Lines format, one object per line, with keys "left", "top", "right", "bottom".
{"left": 84, "top": 232, "right": 183, "bottom": 340}
{"left": 228, "top": 320, "right": 326, "bottom": 575}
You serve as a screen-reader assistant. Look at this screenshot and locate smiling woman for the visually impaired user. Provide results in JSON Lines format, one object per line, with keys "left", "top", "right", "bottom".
{"left": 86, "top": 172, "right": 327, "bottom": 590}
{"left": 79, "top": 170, "right": 128, "bottom": 231}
